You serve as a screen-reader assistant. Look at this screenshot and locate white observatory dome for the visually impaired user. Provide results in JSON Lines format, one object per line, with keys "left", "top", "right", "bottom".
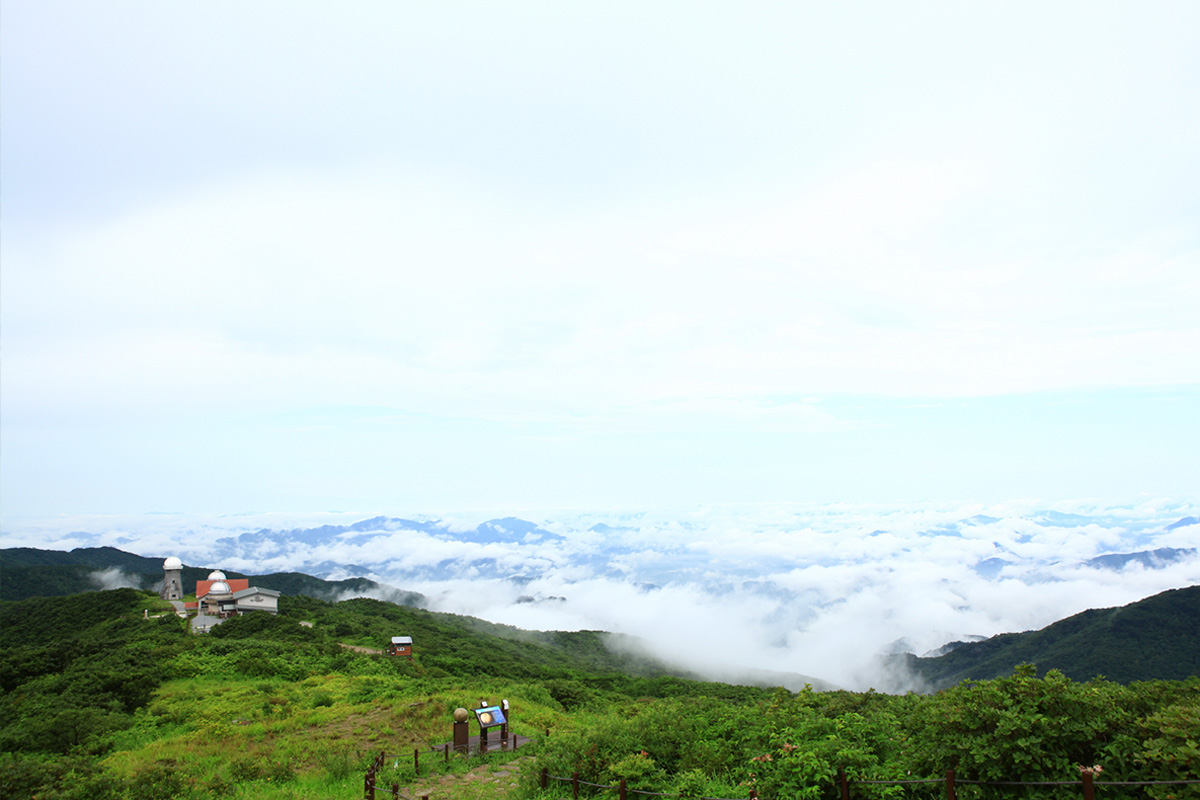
{"left": 209, "top": 580, "right": 232, "bottom": 595}
{"left": 163, "top": 557, "right": 183, "bottom": 571}
{"left": 207, "top": 570, "right": 227, "bottom": 580}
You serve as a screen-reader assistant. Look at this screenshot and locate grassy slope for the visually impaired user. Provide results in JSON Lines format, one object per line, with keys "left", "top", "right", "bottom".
{"left": 4, "top": 587, "right": 1200, "bottom": 800}
{"left": 0, "top": 587, "right": 771, "bottom": 799}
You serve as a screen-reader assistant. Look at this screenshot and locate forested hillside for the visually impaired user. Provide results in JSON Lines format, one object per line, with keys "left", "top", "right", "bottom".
{"left": 898, "top": 585, "right": 1200, "bottom": 688}
{"left": 0, "top": 547, "right": 423, "bottom": 605}
{"left": 1, "top": 587, "right": 1198, "bottom": 800}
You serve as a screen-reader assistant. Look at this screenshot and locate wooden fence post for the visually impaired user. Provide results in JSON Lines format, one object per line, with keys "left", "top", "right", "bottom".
{"left": 838, "top": 769, "right": 851, "bottom": 800}
{"left": 444, "top": 743, "right": 450, "bottom": 763}
{"left": 572, "top": 771, "right": 580, "bottom": 800}
{"left": 619, "top": 778, "right": 627, "bottom": 800}
{"left": 1082, "top": 771, "right": 1095, "bottom": 800}
{"left": 945, "top": 769, "right": 957, "bottom": 800}
{"left": 364, "top": 771, "right": 374, "bottom": 800}
{"left": 391, "top": 783, "right": 399, "bottom": 799}
{"left": 414, "top": 748, "right": 419, "bottom": 773}
{"left": 541, "top": 767, "right": 549, "bottom": 790}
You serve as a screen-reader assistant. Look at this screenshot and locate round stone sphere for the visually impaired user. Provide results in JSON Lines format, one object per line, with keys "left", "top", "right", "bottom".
{"left": 453, "top": 707, "right": 469, "bottom": 723}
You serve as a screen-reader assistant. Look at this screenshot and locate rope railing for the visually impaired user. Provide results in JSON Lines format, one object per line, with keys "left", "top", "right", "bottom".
{"left": 541, "top": 769, "right": 755, "bottom": 800}
{"left": 362, "top": 726, "right": 1199, "bottom": 800}
{"left": 539, "top": 766, "right": 1200, "bottom": 800}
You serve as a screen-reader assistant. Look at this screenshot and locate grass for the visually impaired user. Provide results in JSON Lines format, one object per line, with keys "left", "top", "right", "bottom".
{"left": 94, "top": 672, "right": 566, "bottom": 799}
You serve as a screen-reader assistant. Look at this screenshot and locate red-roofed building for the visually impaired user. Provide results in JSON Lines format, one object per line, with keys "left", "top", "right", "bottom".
{"left": 195, "top": 571, "right": 278, "bottom": 619}
{"left": 196, "top": 577, "right": 251, "bottom": 600}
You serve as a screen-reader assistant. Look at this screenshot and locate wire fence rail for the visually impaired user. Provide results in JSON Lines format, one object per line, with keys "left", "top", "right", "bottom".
{"left": 538, "top": 767, "right": 1200, "bottom": 800}
{"left": 360, "top": 731, "right": 1200, "bottom": 800}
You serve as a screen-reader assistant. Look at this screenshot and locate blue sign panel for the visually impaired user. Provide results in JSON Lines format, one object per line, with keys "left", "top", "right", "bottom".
{"left": 474, "top": 705, "right": 507, "bottom": 728}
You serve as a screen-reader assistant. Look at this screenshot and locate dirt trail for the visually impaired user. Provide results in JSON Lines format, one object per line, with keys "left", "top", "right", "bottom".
{"left": 339, "top": 643, "right": 384, "bottom": 655}
{"left": 394, "top": 756, "right": 534, "bottom": 800}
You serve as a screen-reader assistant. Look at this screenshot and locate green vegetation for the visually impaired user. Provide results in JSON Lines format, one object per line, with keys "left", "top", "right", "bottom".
{"left": 901, "top": 585, "right": 1200, "bottom": 687}
{"left": 0, "top": 546, "right": 428, "bottom": 604}
{"left": 1, "top": 587, "right": 1198, "bottom": 800}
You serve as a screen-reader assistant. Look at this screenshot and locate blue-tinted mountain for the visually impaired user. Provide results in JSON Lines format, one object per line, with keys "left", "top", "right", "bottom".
{"left": 1032, "top": 510, "right": 1097, "bottom": 527}
{"left": 446, "top": 517, "right": 565, "bottom": 544}
{"left": 1084, "top": 547, "right": 1196, "bottom": 570}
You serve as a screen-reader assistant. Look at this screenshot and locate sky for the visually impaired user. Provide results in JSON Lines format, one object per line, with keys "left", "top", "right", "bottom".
{"left": 2, "top": 1, "right": 1199, "bottom": 517}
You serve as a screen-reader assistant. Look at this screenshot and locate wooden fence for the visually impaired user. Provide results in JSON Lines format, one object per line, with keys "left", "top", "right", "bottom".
{"left": 538, "top": 767, "right": 1200, "bottom": 800}
{"left": 363, "top": 730, "right": 534, "bottom": 800}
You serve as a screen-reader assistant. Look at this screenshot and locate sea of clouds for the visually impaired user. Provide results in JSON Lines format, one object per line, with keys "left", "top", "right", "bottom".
{"left": 4, "top": 498, "right": 1197, "bottom": 691}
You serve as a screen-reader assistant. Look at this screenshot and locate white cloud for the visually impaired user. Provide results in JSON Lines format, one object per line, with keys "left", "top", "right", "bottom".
{"left": 90, "top": 567, "right": 144, "bottom": 592}
{"left": 6, "top": 151, "right": 1197, "bottom": 437}
{"left": 6, "top": 501, "right": 1195, "bottom": 690}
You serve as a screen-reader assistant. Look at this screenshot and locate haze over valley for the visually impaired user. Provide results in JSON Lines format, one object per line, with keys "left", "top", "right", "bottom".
{"left": 7, "top": 499, "right": 1196, "bottom": 690}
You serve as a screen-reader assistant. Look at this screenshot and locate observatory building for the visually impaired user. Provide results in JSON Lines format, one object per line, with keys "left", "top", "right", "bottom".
{"left": 196, "top": 570, "right": 280, "bottom": 617}
{"left": 158, "top": 560, "right": 281, "bottom": 629}
{"left": 160, "top": 557, "right": 184, "bottom": 601}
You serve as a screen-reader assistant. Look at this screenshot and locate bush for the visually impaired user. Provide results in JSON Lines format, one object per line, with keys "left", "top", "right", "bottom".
{"left": 902, "top": 667, "right": 1138, "bottom": 798}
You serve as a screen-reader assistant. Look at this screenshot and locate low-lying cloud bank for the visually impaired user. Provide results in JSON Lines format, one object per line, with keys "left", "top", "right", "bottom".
{"left": 4, "top": 499, "right": 1197, "bottom": 691}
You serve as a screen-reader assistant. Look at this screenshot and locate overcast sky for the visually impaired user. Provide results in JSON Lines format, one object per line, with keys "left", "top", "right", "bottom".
{"left": 2, "top": 1, "right": 1198, "bottom": 516}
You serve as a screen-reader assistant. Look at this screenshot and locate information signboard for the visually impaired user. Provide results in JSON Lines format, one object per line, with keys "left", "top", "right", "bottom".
{"left": 474, "top": 705, "right": 507, "bottom": 728}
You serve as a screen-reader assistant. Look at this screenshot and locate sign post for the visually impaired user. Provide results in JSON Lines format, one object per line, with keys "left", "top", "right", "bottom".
{"left": 474, "top": 703, "right": 507, "bottom": 754}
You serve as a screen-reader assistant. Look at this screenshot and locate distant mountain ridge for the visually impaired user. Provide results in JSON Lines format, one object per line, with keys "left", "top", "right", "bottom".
{"left": 7, "top": 512, "right": 1194, "bottom": 592}
{"left": 224, "top": 515, "right": 563, "bottom": 550}
{"left": 892, "top": 585, "right": 1200, "bottom": 688}
{"left": 2, "top": 544, "right": 1196, "bottom": 689}
{"left": 2, "top": 546, "right": 166, "bottom": 572}
{"left": 1083, "top": 547, "right": 1196, "bottom": 570}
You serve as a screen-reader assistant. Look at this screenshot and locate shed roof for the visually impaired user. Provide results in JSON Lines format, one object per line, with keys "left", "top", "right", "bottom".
{"left": 233, "top": 586, "right": 281, "bottom": 599}
{"left": 391, "top": 636, "right": 413, "bottom": 645}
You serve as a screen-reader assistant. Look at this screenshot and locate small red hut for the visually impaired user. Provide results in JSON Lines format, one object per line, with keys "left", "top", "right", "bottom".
{"left": 387, "top": 636, "right": 413, "bottom": 657}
